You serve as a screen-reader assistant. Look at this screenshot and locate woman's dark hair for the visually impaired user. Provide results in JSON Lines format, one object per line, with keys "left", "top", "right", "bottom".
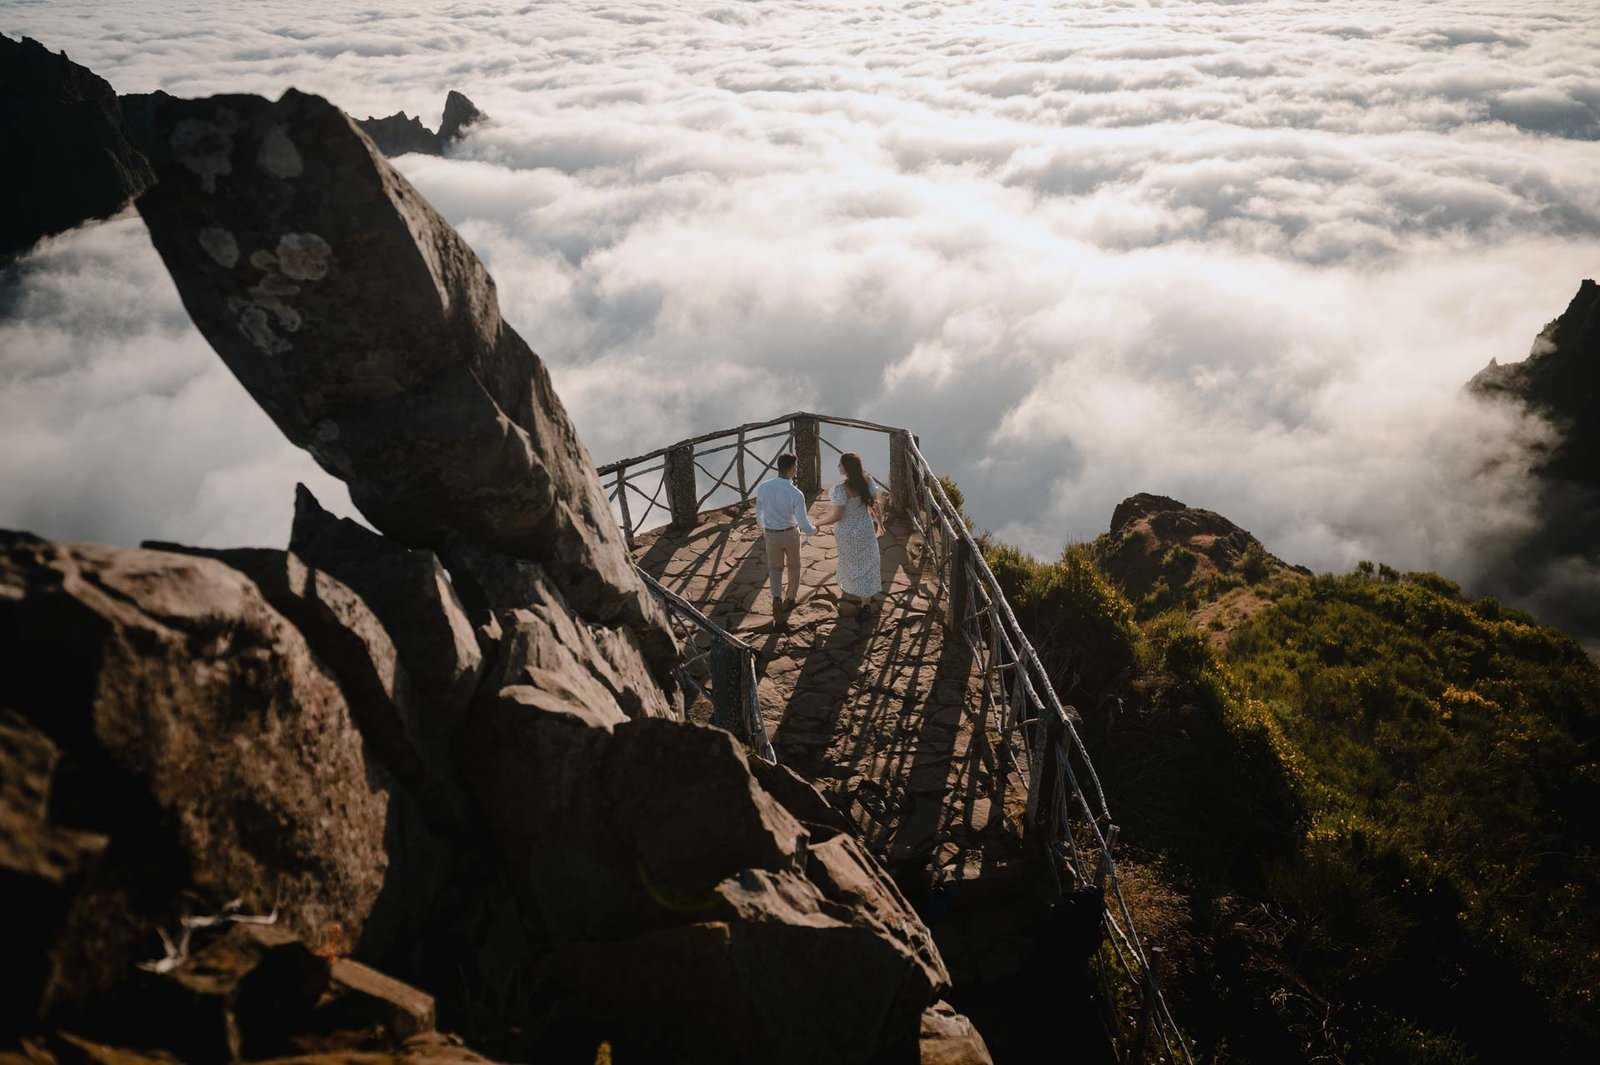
{"left": 840, "top": 452, "right": 872, "bottom": 504}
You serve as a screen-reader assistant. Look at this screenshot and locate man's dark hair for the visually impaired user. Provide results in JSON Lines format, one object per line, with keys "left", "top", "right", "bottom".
{"left": 777, "top": 453, "right": 798, "bottom": 475}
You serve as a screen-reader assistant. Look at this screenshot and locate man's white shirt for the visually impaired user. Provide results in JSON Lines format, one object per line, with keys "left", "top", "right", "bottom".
{"left": 754, "top": 477, "right": 818, "bottom": 535}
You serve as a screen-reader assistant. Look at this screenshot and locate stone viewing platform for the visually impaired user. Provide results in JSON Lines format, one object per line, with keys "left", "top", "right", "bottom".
{"left": 632, "top": 493, "right": 1030, "bottom": 887}
{"left": 603, "top": 413, "right": 1193, "bottom": 1060}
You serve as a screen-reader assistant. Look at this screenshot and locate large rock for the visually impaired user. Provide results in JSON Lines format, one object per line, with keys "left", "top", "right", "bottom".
{"left": 140, "top": 541, "right": 469, "bottom": 834}
{"left": 288, "top": 485, "right": 483, "bottom": 729}
{"left": 527, "top": 833, "right": 948, "bottom": 1064}
{"left": 919, "top": 1001, "right": 995, "bottom": 1065}
{"left": 461, "top": 555, "right": 675, "bottom": 722}
{"left": 132, "top": 88, "right": 674, "bottom": 684}
{"left": 0, "top": 34, "right": 154, "bottom": 260}
{"left": 460, "top": 684, "right": 950, "bottom": 1058}
{"left": 465, "top": 707, "right": 805, "bottom": 942}
{"left": 0, "top": 534, "right": 391, "bottom": 1028}
{"left": 1, "top": 711, "right": 109, "bottom": 1038}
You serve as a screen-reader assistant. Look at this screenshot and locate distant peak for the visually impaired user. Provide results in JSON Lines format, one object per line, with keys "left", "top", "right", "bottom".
{"left": 440, "top": 90, "right": 487, "bottom": 143}
{"left": 353, "top": 90, "right": 489, "bottom": 158}
{"left": 1109, "top": 493, "right": 1187, "bottom": 535}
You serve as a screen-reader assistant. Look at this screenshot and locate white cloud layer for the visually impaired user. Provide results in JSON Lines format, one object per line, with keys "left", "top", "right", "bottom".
{"left": 2, "top": 1, "right": 1598, "bottom": 623}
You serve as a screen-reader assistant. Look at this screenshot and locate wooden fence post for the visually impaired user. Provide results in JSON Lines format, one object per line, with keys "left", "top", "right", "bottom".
{"left": 946, "top": 536, "right": 972, "bottom": 632}
{"left": 665, "top": 444, "right": 698, "bottom": 529}
{"left": 1027, "top": 709, "right": 1065, "bottom": 845}
{"left": 614, "top": 469, "right": 634, "bottom": 549}
{"left": 889, "top": 430, "right": 913, "bottom": 516}
{"left": 793, "top": 416, "right": 821, "bottom": 496}
{"left": 736, "top": 428, "right": 748, "bottom": 500}
{"left": 709, "top": 639, "right": 743, "bottom": 735}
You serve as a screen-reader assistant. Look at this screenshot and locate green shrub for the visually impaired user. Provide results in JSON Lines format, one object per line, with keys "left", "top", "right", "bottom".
{"left": 1225, "top": 571, "right": 1600, "bottom": 1059}
{"left": 985, "top": 542, "right": 1140, "bottom": 704}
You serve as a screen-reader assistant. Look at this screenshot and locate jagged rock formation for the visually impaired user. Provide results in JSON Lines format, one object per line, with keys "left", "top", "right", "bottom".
{"left": 438, "top": 90, "right": 486, "bottom": 144}
{"left": 2, "top": 85, "right": 970, "bottom": 1063}
{"left": 0, "top": 34, "right": 154, "bottom": 261}
{"left": 1099, "top": 493, "right": 1303, "bottom": 626}
{"left": 1470, "top": 279, "right": 1600, "bottom": 482}
{"left": 134, "top": 87, "right": 667, "bottom": 676}
{"left": 118, "top": 88, "right": 176, "bottom": 163}
{"left": 1467, "top": 280, "right": 1600, "bottom": 644}
{"left": 355, "top": 110, "right": 443, "bottom": 157}
{"left": 356, "top": 90, "right": 487, "bottom": 157}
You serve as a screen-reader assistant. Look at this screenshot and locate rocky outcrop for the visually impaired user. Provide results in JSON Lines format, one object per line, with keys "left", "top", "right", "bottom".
{"left": 438, "top": 91, "right": 486, "bottom": 144}
{"left": 1470, "top": 279, "right": 1600, "bottom": 483}
{"left": 1, "top": 83, "right": 963, "bottom": 1062}
{"left": 355, "top": 111, "right": 443, "bottom": 157}
{"left": 355, "top": 91, "right": 487, "bottom": 158}
{"left": 287, "top": 484, "right": 484, "bottom": 743}
{"left": 2, "top": 518, "right": 953, "bottom": 1059}
{"left": 528, "top": 831, "right": 947, "bottom": 1063}
{"left": 1099, "top": 493, "right": 1301, "bottom": 619}
{"left": 1466, "top": 280, "right": 1600, "bottom": 645}
{"left": 919, "top": 1001, "right": 996, "bottom": 1064}
{"left": 139, "top": 539, "right": 471, "bottom": 835}
{"left": 0, "top": 534, "right": 392, "bottom": 1030}
{"left": 133, "top": 87, "right": 673, "bottom": 686}
{"left": 118, "top": 89, "right": 175, "bottom": 163}
{"left": 11, "top": 921, "right": 493, "bottom": 1063}
{"left": 1108, "top": 492, "right": 1187, "bottom": 536}
{"left": 0, "top": 34, "right": 154, "bottom": 260}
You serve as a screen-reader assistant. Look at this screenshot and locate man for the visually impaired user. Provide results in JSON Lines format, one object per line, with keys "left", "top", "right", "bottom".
{"left": 754, "top": 453, "right": 817, "bottom": 614}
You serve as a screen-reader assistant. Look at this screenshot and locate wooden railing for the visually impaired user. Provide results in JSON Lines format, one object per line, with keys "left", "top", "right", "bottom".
{"left": 635, "top": 568, "right": 773, "bottom": 763}
{"left": 596, "top": 412, "right": 916, "bottom": 548}
{"left": 600, "top": 413, "right": 1192, "bottom": 1064}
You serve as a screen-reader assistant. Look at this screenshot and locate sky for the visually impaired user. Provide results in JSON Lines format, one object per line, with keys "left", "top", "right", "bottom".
{"left": 2, "top": 1, "right": 1597, "bottom": 612}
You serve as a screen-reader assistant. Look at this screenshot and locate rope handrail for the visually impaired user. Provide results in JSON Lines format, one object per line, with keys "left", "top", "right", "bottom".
{"left": 603, "top": 413, "right": 1193, "bottom": 1064}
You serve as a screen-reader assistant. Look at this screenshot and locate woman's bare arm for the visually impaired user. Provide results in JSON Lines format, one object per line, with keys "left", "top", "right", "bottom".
{"left": 815, "top": 502, "right": 846, "bottom": 529}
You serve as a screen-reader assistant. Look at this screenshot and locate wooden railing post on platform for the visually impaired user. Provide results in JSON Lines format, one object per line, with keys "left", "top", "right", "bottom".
{"left": 1028, "top": 710, "right": 1066, "bottom": 845}
{"left": 735, "top": 428, "right": 749, "bottom": 500}
{"left": 889, "top": 430, "right": 914, "bottom": 516}
{"left": 708, "top": 639, "right": 743, "bottom": 734}
{"left": 665, "top": 444, "right": 698, "bottom": 529}
{"left": 793, "top": 416, "right": 821, "bottom": 495}
{"left": 946, "top": 536, "right": 972, "bottom": 632}
{"left": 614, "top": 469, "right": 634, "bottom": 548}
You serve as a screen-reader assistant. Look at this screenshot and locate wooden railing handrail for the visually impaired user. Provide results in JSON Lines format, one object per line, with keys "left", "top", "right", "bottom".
{"left": 635, "top": 567, "right": 756, "bottom": 654}
{"left": 596, "top": 410, "right": 907, "bottom": 476}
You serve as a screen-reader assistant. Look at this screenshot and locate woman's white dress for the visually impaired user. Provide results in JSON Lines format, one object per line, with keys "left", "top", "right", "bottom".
{"left": 830, "top": 482, "right": 882, "bottom": 598}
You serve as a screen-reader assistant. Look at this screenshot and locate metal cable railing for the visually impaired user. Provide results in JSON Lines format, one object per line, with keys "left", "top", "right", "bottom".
{"left": 600, "top": 412, "right": 1193, "bottom": 1064}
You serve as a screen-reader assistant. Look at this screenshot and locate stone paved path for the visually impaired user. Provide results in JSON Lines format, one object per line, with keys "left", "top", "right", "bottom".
{"left": 633, "top": 489, "right": 1027, "bottom": 891}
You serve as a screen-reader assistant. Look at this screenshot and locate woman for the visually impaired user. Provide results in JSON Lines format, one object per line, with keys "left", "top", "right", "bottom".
{"left": 815, "top": 452, "right": 887, "bottom": 619}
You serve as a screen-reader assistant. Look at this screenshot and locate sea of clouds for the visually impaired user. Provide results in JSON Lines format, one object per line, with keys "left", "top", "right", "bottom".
{"left": 2, "top": 0, "right": 1597, "bottom": 611}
